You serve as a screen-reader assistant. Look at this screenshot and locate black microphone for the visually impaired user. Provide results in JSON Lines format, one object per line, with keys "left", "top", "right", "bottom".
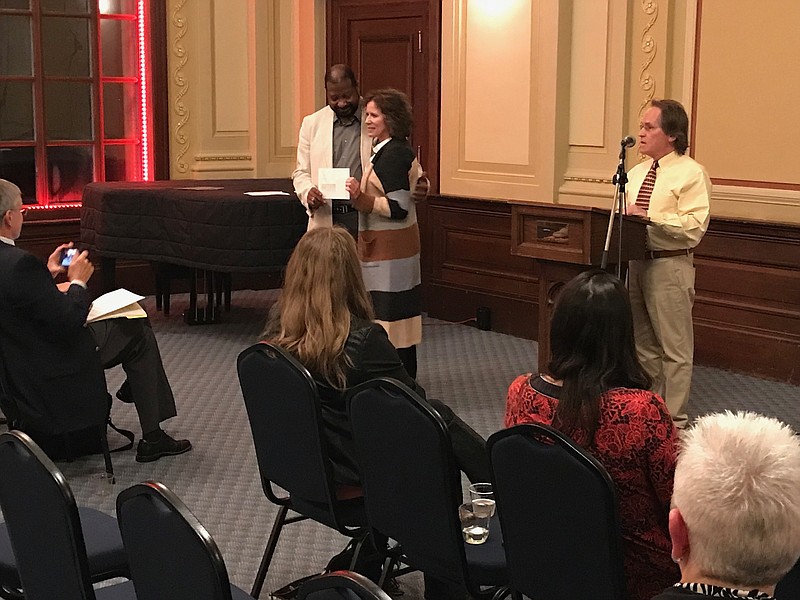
{"left": 620, "top": 136, "right": 635, "bottom": 148}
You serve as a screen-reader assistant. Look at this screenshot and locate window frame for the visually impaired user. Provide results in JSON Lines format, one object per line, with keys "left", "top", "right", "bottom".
{"left": 0, "top": 0, "right": 166, "bottom": 209}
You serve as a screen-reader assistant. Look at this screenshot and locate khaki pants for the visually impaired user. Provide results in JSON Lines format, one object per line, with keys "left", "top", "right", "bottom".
{"left": 628, "top": 254, "right": 695, "bottom": 426}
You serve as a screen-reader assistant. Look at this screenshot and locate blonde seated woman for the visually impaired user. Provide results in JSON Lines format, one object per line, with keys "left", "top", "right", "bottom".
{"left": 263, "top": 226, "right": 489, "bottom": 597}
{"left": 263, "top": 226, "right": 489, "bottom": 488}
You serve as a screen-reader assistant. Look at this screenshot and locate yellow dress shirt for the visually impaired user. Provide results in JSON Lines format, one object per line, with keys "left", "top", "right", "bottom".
{"left": 627, "top": 151, "right": 711, "bottom": 251}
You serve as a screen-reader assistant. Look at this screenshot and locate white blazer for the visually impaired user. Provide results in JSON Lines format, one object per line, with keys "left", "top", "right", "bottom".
{"left": 291, "top": 104, "right": 372, "bottom": 230}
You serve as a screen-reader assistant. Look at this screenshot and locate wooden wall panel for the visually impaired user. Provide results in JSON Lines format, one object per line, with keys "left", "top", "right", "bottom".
{"left": 421, "top": 197, "right": 800, "bottom": 384}
{"left": 422, "top": 196, "right": 539, "bottom": 339}
{"left": 693, "top": 220, "right": 800, "bottom": 383}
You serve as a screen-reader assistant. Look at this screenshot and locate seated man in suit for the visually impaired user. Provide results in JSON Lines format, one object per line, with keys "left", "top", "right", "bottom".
{"left": 0, "top": 179, "right": 191, "bottom": 462}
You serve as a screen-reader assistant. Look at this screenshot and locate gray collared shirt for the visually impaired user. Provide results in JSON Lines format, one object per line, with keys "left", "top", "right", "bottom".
{"left": 332, "top": 109, "right": 363, "bottom": 182}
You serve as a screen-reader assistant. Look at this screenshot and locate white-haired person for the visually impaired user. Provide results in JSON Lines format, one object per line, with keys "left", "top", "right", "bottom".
{"left": 653, "top": 411, "right": 800, "bottom": 599}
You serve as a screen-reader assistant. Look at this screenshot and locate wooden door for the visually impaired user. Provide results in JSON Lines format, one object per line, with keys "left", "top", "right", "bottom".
{"left": 327, "top": 0, "right": 440, "bottom": 191}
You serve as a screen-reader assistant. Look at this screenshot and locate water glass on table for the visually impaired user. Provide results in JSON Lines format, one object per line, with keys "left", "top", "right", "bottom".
{"left": 459, "top": 502, "right": 490, "bottom": 545}
{"left": 469, "top": 482, "right": 496, "bottom": 518}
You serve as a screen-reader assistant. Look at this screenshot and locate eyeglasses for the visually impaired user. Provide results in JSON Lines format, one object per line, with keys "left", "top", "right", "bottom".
{"left": 4, "top": 206, "right": 26, "bottom": 219}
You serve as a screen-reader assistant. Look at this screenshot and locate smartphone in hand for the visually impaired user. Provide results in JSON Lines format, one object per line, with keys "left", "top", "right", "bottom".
{"left": 60, "top": 248, "right": 78, "bottom": 267}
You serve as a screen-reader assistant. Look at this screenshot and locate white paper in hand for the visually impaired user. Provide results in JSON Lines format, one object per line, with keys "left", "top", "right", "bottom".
{"left": 318, "top": 168, "right": 350, "bottom": 200}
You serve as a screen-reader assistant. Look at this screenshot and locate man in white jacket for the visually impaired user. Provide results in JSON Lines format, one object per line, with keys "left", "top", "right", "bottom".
{"left": 292, "top": 64, "right": 372, "bottom": 236}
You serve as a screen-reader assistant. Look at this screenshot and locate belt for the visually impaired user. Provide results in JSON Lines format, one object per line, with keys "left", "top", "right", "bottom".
{"left": 644, "top": 248, "right": 694, "bottom": 260}
{"left": 331, "top": 202, "right": 356, "bottom": 215}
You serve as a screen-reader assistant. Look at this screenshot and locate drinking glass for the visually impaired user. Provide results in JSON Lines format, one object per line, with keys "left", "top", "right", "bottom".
{"left": 459, "top": 502, "right": 489, "bottom": 544}
{"left": 468, "top": 482, "right": 496, "bottom": 518}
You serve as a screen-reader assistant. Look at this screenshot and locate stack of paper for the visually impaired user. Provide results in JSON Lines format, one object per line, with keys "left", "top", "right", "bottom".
{"left": 87, "top": 289, "right": 147, "bottom": 324}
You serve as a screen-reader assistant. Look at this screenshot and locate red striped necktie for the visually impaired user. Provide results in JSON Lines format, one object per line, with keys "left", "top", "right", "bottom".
{"left": 635, "top": 160, "right": 659, "bottom": 210}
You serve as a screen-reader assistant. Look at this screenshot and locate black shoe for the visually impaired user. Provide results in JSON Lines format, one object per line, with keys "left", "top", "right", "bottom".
{"left": 115, "top": 381, "right": 135, "bottom": 404}
{"left": 136, "top": 431, "right": 192, "bottom": 462}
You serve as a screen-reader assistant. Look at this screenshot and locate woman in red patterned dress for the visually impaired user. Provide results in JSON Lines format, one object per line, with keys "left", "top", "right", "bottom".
{"left": 505, "top": 269, "right": 679, "bottom": 600}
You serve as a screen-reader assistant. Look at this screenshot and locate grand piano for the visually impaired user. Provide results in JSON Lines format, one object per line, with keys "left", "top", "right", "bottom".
{"left": 80, "top": 178, "right": 308, "bottom": 323}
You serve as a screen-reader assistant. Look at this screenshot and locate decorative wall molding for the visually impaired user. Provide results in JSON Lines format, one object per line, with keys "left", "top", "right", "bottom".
{"left": 193, "top": 154, "right": 253, "bottom": 162}
{"left": 267, "top": 0, "right": 299, "bottom": 163}
{"left": 439, "top": 1, "right": 569, "bottom": 202}
{"left": 210, "top": 0, "right": 250, "bottom": 135}
{"left": 568, "top": 0, "right": 610, "bottom": 148}
{"left": 637, "top": 0, "right": 659, "bottom": 118}
{"left": 563, "top": 176, "right": 614, "bottom": 185}
{"left": 170, "top": 0, "right": 190, "bottom": 175}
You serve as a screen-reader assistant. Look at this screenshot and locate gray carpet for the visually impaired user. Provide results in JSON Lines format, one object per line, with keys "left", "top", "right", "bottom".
{"left": 18, "top": 289, "right": 800, "bottom": 597}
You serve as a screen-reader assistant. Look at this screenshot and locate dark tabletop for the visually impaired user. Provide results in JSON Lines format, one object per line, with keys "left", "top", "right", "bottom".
{"left": 80, "top": 178, "right": 308, "bottom": 272}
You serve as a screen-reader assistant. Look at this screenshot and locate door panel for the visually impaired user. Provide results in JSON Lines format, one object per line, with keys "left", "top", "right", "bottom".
{"left": 328, "top": 0, "right": 439, "bottom": 190}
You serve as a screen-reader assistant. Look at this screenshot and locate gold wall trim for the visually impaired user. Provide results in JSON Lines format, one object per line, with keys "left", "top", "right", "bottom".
{"left": 637, "top": 0, "right": 659, "bottom": 118}
{"left": 194, "top": 154, "right": 253, "bottom": 162}
{"left": 171, "top": 0, "right": 190, "bottom": 174}
{"left": 563, "top": 176, "right": 614, "bottom": 185}
{"left": 267, "top": 0, "right": 296, "bottom": 162}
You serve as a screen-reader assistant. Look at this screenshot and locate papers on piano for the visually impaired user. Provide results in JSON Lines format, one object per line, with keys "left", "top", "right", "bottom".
{"left": 244, "top": 191, "right": 293, "bottom": 196}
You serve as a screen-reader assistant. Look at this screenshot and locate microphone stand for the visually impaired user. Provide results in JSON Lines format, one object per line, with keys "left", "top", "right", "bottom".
{"left": 600, "top": 140, "right": 632, "bottom": 275}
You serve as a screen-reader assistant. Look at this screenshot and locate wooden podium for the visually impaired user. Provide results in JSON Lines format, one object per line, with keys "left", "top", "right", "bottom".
{"left": 510, "top": 202, "right": 648, "bottom": 372}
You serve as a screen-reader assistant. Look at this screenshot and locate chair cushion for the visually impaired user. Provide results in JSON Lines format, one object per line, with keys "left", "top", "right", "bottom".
{"left": 0, "top": 523, "right": 17, "bottom": 590}
{"left": 0, "top": 507, "right": 127, "bottom": 593}
{"left": 463, "top": 514, "right": 507, "bottom": 586}
{"left": 231, "top": 583, "right": 256, "bottom": 599}
{"left": 77, "top": 507, "right": 129, "bottom": 579}
{"left": 291, "top": 495, "right": 367, "bottom": 532}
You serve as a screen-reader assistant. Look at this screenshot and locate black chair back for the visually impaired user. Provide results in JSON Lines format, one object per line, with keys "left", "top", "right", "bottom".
{"left": 0, "top": 347, "right": 25, "bottom": 428}
{"left": 488, "top": 423, "right": 626, "bottom": 600}
{"left": 237, "top": 343, "right": 368, "bottom": 597}
{"left": 116, "top": 481, "right": 245, "bottom": 600}
{"left": 0, "top": 430, "right": 96, "bottom": 600}
{"left": 237, "top": 342, "right": 338, "bottom": 508}
{"left": 297, "top": 570, "right": 391, "bottom": 600}
{"left": 0, "top": 336, "right": 108, "bottom": 436}
{"left": 776, "top": 558, "right": 800, "bottom": 600}
{"left": 0, "top": 343, "right": 114, "bottom": 481}
{"left": 347, "top": 378, "right": 465, "bottom": 584}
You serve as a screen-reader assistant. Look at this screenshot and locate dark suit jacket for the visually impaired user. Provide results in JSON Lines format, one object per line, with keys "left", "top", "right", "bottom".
{"left": 0, "top": 242, "right": 107, "bottom": 433}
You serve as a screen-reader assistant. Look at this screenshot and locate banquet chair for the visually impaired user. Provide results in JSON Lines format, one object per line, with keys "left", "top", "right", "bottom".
{"left": 0, "top": 430, "right": 134, "bottom": 600}
{"left": 0, "top": 344, "right": 116, "bottom": 483}
{"left": 237, "top": 343, "right": 369, "bottom": 598}
{"left": 487, "top": 423, "right": 627, "bottom": 600}
{"left": 296, "top": 570, "right": 391, "bottom": 600}
{"left": 776, "top": 558, "right": 800, "bottom": 600}
{"left": 116, "top": 481, "right": 254, "bottom": 599}
{"left": 347, "top": 378, "right": 507, "bottom": 599}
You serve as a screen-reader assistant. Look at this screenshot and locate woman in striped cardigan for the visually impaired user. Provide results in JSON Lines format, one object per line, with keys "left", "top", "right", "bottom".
{"left": 345, "top": 88, "right": 423, "bottom": 377}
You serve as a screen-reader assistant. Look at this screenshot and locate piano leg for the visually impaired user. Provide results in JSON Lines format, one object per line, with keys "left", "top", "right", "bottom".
{"left": 206, "top": 270, "right": 218, "bottom": 323}
{"left": 100, "top": 257, "right": 116, "bottom": 292}
{"left": 183, "top": 269, "right": 221, "bottom": 325}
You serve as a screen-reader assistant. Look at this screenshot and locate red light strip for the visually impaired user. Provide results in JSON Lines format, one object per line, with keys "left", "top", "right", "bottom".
{"left": 24, "top": 202, "right": 82, "bottom": 211}
{"left": 138, "top": 0, "right": 151, "bottom": 181}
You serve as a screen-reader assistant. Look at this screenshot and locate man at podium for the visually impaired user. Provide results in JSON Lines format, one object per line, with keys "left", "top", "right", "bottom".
{"left": 625, "top": 99, "right": 711, "bottom": 429}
